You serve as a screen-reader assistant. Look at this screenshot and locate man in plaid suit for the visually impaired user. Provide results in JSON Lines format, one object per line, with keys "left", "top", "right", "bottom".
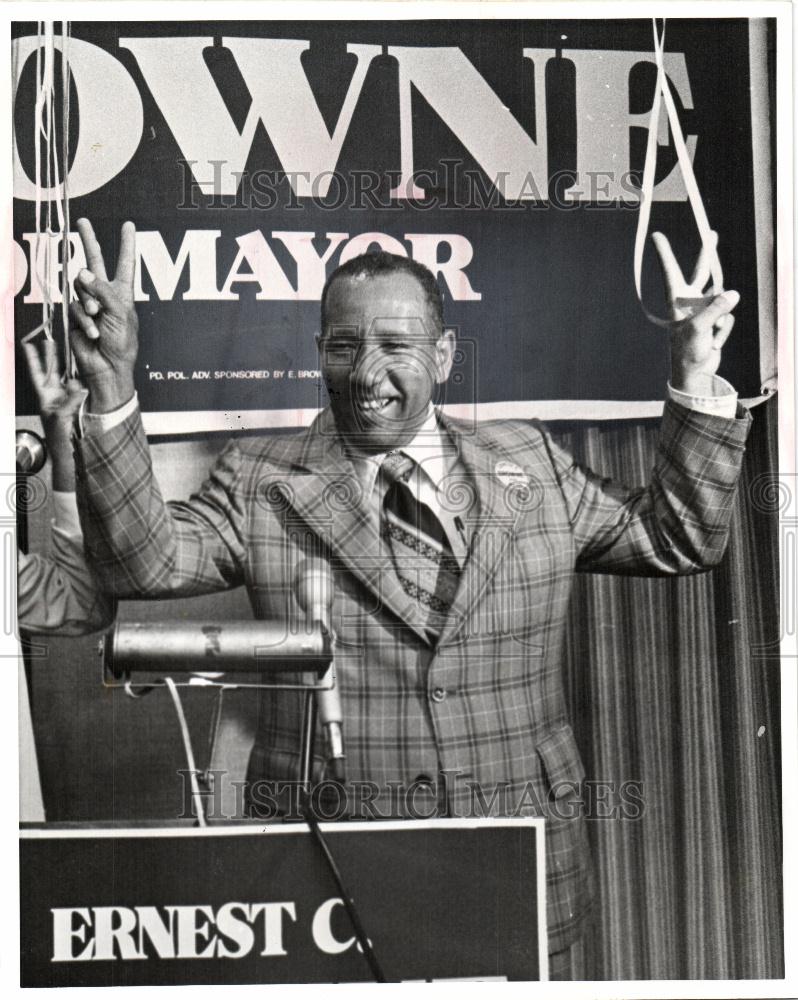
{"left": 67, "top": 219, "right": 750, "bottom": 973}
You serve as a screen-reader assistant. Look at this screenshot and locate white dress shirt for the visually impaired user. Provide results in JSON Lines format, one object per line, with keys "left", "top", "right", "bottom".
{"left": 346, "top": 408, "right": 470, "bottom": 566}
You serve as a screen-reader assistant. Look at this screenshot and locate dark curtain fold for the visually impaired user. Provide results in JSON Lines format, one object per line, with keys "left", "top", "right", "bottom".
{"left": 554, "top": 396, "right": 782, "bottom": 979}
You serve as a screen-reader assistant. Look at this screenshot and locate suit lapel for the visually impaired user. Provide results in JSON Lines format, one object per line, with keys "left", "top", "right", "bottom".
{"left": 273, "top": 410, "right": 431, "bottom": 644}
{"left": 273, "top": 410, "right": 532, "bottom": 647}
{"left": 437, "top": 414, "right": 526, "bottom": 645}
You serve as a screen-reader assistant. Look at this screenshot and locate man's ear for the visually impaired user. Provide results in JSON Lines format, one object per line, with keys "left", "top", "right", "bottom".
{"left": 435, "top": 329, "right": 456, "bottom": 384}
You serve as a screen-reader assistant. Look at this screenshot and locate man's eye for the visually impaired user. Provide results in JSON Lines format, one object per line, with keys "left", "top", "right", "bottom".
{"left": 323, "top": 343, "right": 357, "bottom": 362}
{"left": 383, "top": 342, "right": 412, "bottom": 353}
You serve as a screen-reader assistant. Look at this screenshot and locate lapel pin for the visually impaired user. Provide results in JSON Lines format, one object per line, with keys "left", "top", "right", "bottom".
{"left": 494, "top": 460, "right": 529, "bottom": 487}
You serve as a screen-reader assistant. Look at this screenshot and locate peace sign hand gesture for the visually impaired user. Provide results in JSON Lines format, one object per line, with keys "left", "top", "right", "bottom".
{"left": 23, "top": 336, "right": 86, "bottom": 424}
{"left": 651, "top": 231, "right": 739, "bottom": 397}
{"left": 69, "top": 218, "right": 139, "bottom": 413}
{"left": 22, "top": 336, "right": 87, "bottom": 491}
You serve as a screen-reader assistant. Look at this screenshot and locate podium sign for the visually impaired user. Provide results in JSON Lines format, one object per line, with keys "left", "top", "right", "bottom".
{"left": 20, "top": 819, "right": 546, "bottom": 985}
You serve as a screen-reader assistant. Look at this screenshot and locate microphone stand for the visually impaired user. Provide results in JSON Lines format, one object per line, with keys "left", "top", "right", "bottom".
{"left": 16, "top": 431, "right": 48, "bottom": 696}
{"left": 292, "top": 617, "right": 388, "bottom": 982}
{"left": 16, "top": 430, "right": 48, "bottom": 822}
{"left": 298, "top": 688, "right": 318, "bottom": 791}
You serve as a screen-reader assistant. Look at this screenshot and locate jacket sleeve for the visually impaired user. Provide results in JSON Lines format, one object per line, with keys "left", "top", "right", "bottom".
{"left": 74, "top": 407, "right": 246, "bottom": 598}
{"left": 540, "top": 400, "right": 753, "bottom": 575}
{"left": 17, "top": 531, "right": 116, "bottom": 635}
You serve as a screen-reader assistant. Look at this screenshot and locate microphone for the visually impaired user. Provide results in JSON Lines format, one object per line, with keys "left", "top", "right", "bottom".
{"left": 16, "top": 430, "right": 47, "bottom": 475}
{"left": 294, "top": 559, "right": 345, "bottom": 782}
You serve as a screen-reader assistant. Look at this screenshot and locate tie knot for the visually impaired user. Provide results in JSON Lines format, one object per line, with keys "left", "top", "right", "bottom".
{"left": 381, "top": 450, "right": 415, "bottom": 485}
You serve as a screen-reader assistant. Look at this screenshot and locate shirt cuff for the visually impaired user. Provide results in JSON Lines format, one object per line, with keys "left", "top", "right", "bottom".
{"left": 79, "top": 391, "right": 139, "bottom": 437}
{"left": 667, "top": 376, "right": 738, "bottom": 419}
{"left": 52, "top": 491, "right": 82, "bottom": 538}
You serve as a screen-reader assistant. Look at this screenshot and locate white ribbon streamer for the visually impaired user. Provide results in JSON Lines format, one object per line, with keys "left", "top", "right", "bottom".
{"left": 634, "top": 19, "right": 724, "bottom": 327}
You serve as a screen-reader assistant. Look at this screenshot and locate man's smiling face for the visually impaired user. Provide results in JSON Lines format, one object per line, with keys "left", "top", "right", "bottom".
{"left": 319, "top": 270, "right": 455, "bottom": 454}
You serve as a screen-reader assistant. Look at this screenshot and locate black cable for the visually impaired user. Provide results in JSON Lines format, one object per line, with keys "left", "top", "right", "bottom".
{"left": 297, "top": 681, "right": 387, "bottom": 982}
{"left": 300, "top": 790, "right": 388, "bottom": 983}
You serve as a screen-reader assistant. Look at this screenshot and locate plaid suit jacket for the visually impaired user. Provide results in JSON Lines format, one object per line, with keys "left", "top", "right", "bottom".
{"left": 75, "top": 400, "right": 751, "bottom": 952}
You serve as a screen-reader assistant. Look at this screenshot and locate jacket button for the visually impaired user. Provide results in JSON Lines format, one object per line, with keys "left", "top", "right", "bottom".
{"left": 431, "top": 687, "right": 446, "bottom": 703}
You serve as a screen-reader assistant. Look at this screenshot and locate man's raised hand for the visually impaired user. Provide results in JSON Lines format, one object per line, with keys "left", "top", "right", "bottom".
{"left": 23, "top": 336, "right": 86, "bottom": 425}
{"left": 69, "top": 218, "right": 139, "bottom": 413}
{"left": 22, "top": 336, "right": 87, "bottom": 492}
{"left": 651, "top": 230, "right": 739, "bottom": 397}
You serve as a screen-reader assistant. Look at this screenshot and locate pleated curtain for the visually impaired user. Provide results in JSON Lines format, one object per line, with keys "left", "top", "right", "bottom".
{"left": 554, "top": 397, "right": 782, "bottom": 980}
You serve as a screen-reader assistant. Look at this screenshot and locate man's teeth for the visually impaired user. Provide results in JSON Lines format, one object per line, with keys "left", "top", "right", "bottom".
{"left": 359, "top": 397, "right": 394, "bottom": 411}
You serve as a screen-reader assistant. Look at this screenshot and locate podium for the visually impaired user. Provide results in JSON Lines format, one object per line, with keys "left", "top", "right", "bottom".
{"left": 20, "top": 818, "right": 547, "bottom": 984}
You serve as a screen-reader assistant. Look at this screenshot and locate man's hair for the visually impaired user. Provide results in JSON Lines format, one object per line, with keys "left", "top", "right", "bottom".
{"left": 321, "top": 251, "right": 444, "bottom": 338}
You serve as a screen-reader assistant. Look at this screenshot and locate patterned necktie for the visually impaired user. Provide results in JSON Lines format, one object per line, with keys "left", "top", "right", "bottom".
{"left": 380, "top": 450, "right": 462, "bottom": 638}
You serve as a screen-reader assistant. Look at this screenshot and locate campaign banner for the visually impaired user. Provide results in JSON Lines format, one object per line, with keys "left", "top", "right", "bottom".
{"left": 11, "top": 19, "right": 772, "bottom": 427}
{"left": 20, "top": 819, "right": 545, "bottom": 985}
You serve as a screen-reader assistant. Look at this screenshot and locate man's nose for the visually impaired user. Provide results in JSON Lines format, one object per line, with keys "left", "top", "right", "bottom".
{"left": 349, "top": 340, "right": 386, "bottom": 383}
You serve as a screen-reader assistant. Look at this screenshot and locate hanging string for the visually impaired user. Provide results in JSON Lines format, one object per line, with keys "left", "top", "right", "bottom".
{"left": 32, "top": 22, "right": 47, "bottom": 348}
{"left": 44, "top": 24, "right": 54, "bottom": 379}
{"left": 634, "top": 19, "right": 724, "bottom": 327}
{"left": 24, "top": 22, "right": 73, "bottom": 380}
{"left": 164, "top": 677, "right": 208, "bottom": 828}
{"left": 60, "top": 20, "right": 74, "bottom": 376}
